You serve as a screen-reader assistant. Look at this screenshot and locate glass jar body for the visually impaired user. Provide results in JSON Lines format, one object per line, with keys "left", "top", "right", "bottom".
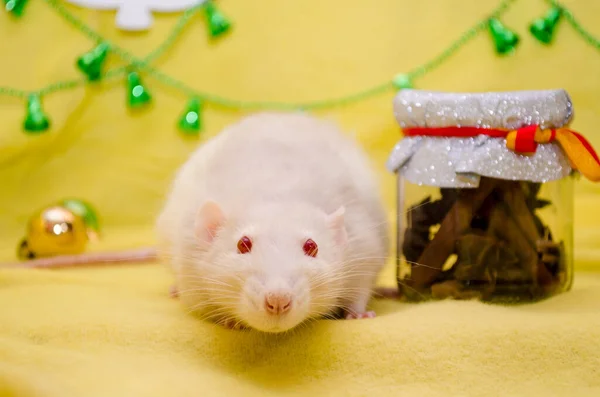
{"left": 396, "top": 175, "right": 574, "bottom": 303}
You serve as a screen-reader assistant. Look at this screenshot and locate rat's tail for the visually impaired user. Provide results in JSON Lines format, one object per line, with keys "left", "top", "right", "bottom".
{"left": 1, "top": 247, "right": 158, "bottom": 269}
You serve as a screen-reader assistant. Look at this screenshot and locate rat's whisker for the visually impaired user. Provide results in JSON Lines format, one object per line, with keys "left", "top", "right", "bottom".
{"left": 395, "top": 280, "right": 427, "bottom": 299}
{"left": 190, "top": 305, "right": 234, "bottom": 319}
{"left": 176, "top": 288, "right": 235, "bottom": 298}
{"left": 401, "top": 199, "right": 439, "bottom": 215}
{"left": 176, "top": 276, "right": 235, "bottom": 288}
{"left": 404, "top": 260, "right": 443, "bottom": 271}
{"left": 310, "top": 271, "right": 379, "bottom": 287}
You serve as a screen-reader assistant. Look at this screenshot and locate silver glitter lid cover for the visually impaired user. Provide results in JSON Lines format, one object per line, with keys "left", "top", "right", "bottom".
{"left": 386, "top": 89, "right": 574, "bottom": 187}
{"left": 393, "top": 89, "right": 573, "bottom": 130}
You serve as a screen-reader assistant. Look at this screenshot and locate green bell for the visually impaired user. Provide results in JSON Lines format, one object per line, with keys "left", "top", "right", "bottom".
{"left": 529, "top": 7, "right": 562, "bottom": 44}
{"left": 392, "top": 74, "right": 412, "bottom": 90}
{"left": 4, "top": 0, "right": 28, "bottom": 16}
{"left": 126, "top": 71, "right": 152, "bottom": 108}
{"left": 488, "top": 18, "right": 520, "bottom": 55}
{"left": 203, "top": 0, "right": 232, "bottom": 38}
{"left": 76, "top": 42, "right": 110, "bottom": 81}
{"left": 178, "top": 97, "right": 203, "bottom": 134}
{"left": 23, "top": 94, "right": 50, "bottom": 133}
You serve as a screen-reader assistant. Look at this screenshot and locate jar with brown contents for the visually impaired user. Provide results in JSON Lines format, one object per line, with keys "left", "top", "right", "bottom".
{"left": 386, "top": 89, "right": 600, "bottom": 302}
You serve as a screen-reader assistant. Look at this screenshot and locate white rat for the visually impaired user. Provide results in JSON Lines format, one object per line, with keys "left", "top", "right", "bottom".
{"left": 156, "top": 112, "right": 389, "bottom": 333}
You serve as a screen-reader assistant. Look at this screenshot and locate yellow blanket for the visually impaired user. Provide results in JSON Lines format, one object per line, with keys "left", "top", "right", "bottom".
{"left": 1, "top": 1, "right": 599, "bottom": 396}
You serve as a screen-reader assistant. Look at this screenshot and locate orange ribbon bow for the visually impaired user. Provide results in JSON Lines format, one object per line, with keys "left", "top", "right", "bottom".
{"left": 402, "top": 125, "right": 600, "bottom": 182}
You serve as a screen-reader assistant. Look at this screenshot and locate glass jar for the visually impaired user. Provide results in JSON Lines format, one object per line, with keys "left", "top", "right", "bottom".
{"left": 386, "top": 89, "right": 581, "bottom": 302}
{"left": 395, "top": 174, "right": 574, "bottom": 302}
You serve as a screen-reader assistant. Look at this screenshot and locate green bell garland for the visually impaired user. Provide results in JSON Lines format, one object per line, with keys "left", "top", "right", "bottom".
{"left": 76, "top": 42, "right": 110, "bottom": 81}
{"left": 202, "top": 0, "right": 232, "bottom": 38}
{"left": 529, "top": 7, "right": 562, "bottom": 44}
{"left": 4, "top": 0, "right": 28, "bottom": 16}
{"left": 126, "top": 71, "right": 152, "bottom": 108}
{"left": 488, "top": 18, "right": 520, "bottom": 55}
{"left": 23, "top": 94, "right": 51, "bottom": 133}
{"left": 392, "top": 74, "right": 413, "bottom": 90}
{"left": 178, "top": 98, "right": 203, "bottom": 134}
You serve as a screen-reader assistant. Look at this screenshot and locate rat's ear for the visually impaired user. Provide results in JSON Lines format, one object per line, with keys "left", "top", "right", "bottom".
{"left": 194, "top": 200, "right": 226, "bottom": 245}
{"left": 326, "top": 206, "right": 347, "bottom": 246}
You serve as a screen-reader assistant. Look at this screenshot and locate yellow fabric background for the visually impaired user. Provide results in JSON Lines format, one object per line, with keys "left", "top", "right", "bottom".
{"left": 1, "top": 0, "right": 599, "bottom": 396}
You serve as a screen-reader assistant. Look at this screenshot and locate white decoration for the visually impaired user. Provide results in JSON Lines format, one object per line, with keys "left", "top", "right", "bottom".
{"left": 66, "top": 0, "right": 207, "bottom": 31}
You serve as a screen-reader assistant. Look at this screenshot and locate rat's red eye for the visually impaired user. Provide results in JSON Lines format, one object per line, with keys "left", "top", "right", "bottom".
{"left": 303, "top": 239, "right": 318, "bottom": 257}
{"left": 237, "top": 236, "right": 252, "bottom": 254}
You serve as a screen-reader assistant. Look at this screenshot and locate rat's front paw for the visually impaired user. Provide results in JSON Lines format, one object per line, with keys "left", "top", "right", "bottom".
{"left": 345, "top": 311, "right": 376, "bottom": 320}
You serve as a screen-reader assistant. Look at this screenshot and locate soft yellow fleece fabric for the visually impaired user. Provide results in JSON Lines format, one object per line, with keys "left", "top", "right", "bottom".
{"left": 1, "top": 0, "right": 599, "bottom": 396}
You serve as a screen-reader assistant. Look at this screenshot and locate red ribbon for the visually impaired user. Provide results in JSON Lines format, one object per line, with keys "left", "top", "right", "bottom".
{"left": 402, "top": 125, "right": 600, "bottom": 182}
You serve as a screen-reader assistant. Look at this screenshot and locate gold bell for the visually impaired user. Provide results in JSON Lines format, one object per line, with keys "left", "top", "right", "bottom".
{"left": 18, "top": 206, "right": 89, "bottom": 260}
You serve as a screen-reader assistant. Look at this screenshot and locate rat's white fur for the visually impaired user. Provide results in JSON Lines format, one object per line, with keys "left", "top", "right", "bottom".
{"left": 156, "top": 112, "right": 389, "bottom": 333}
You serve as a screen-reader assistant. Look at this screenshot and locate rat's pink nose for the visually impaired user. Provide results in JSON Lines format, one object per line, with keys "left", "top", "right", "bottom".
{"left": 265, "top": 291, "right": 292, "bottom": 315}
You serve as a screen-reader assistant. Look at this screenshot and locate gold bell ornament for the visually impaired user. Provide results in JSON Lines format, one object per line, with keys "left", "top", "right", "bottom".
{"left": 17, "top": 199, "right": 100, "bottom": 260}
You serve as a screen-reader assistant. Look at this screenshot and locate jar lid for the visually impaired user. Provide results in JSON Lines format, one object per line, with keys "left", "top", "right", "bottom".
{"left": 386, "top": 89, "right": 574, "bottom": 188}
{"left": 393, "top": 89, "right": 573, "bottom": 130}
